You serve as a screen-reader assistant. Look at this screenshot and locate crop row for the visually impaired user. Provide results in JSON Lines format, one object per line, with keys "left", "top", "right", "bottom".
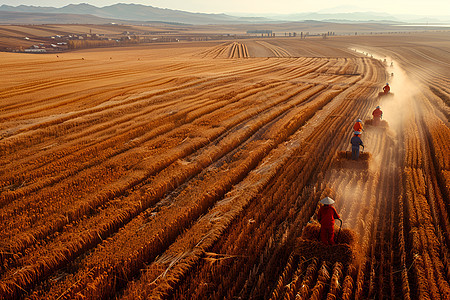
{"left": 402, "top": 91, "right": 450, "bottom": 299}
{"left": 23, "top": 72, "right": 342, "bottom": 300}
{"left": 255, "top": 41, "right": 292, "bottom": 58}
{"left": 199, "top": 41, "right": 249, "bottom": 59}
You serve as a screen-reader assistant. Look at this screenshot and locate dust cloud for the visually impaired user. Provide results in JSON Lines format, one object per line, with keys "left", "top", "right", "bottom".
{"left": 321, "top": 49, "right": 422, "bottom": 240}
{"left": 379, "top": 60, "right": 420, "bottom": 134}
{"left": 350, "top": 48, "right": 423, "bottom": 140}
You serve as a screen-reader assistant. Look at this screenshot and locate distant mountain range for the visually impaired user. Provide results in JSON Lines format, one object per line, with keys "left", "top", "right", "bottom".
{"left": 0, "top": 3, "right": 449, "bottom": 25}
{"left": 0, "top": 11, "right": 123, "bottom": 25}
{"left": 258, "top": 12, "right": 450, "bottom": 23}
{"left": 0, "top": 3, "right": 271, "bottom": 25}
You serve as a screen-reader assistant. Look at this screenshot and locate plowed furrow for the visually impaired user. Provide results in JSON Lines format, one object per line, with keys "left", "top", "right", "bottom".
{"left": 0, "top": 77, "right": 283, "bottom": 188}
{"left": 0, "top": 82, "right": 299, "bottom": 238}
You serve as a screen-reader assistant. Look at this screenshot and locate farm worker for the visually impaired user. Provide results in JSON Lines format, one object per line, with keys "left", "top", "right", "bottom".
{"left": 351, "top": 131, "right": 364, "bottom": 160}
{"left": 372, "top": 106, "right": 383, "bottom": 125}
{"left": 353, "top": 118, "right": 364, "bottom": 133}
{"left": 383, "top": 83, "right": 390, "bottom": 94}
{"left": 318, "top": 197, "right": 340, "bottom": 245}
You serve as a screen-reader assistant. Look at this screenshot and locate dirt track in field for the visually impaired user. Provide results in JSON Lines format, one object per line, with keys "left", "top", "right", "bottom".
{"left": 0, "top": 32, "right": 448, "bottom": 300}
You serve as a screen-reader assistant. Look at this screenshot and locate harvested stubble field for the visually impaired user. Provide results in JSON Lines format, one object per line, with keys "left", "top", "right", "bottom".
{"left": 0, "top": 32, "right": 449, "bottom": 299}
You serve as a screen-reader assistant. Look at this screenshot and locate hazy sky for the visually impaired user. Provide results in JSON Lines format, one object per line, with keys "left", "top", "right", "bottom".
{"left": 1, "top": 0, "right": 449, "bottom": 16}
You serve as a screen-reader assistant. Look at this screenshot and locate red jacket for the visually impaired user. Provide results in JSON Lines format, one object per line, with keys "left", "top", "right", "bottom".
{"left": 372, "top": 108, "right": 383, "bottom": 118}
{"left": 383, "top": 85, "right": 390, "bottom": 93}
{"left": 353, "top": 122, "right": 363, "bottom": 132}
{"left": 318, "top": 205, "right": 340, "bottom": 227}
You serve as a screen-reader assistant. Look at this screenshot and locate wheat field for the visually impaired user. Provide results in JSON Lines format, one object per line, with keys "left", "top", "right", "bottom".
{"left": 0, "top": 32, "right": 449, "bottom": 299}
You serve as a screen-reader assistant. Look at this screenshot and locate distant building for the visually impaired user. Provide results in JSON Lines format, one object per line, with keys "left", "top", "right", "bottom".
{"left": 247, "top": 30, "right": 273, "bottom": 36}
{"left": 24, "top": 48, "right": 46, "bottom": 53}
